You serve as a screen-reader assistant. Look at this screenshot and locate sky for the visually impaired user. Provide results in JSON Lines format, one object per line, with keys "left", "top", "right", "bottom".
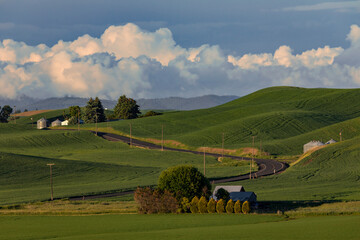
{"left": 0, "top": 0, "right": 359, "bottom": 99}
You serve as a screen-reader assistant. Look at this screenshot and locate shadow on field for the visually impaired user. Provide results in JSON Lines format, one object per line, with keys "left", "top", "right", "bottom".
{"left": 256, "top": 200, "right": 341, "bottom": 214}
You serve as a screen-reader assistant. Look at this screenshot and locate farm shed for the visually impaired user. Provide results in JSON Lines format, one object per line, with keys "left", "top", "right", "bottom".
{"left": 325, "top": 139, "right": 337, "bottom": 145}
{"left": 51, "top": 119, "right": 62, "bottom": 127}
{"left": 303, "top": 141, "right": 324, "bottom": 153}
{"left": 61, "top": 120, "right": 69, "bottom": 126}
{"left": 230, "top": 192, "right": 257, "bottom": 203}
{"left": 37, "top": 118, "right": 47, "bottom": 129}
{"left": 212, "top": 186, "right": 245, "bottom": 201}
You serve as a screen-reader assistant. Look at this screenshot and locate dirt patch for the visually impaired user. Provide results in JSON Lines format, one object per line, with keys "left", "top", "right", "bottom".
{"left": 197, "top": 147, "right": 237, "bottom": 155}
{"left": 242, "top": 147, "right": 259, "bottom": 155}
{"left": 13, "top": 110, "right": 52, "bottom": 117}
{"left": 145, "top": 138, "right": 187, "bottom": 148}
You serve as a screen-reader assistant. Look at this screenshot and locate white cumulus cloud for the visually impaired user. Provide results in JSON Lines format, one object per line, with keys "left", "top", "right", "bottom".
{"left": 0, "top": 23, "right": 359, "bottom": 100}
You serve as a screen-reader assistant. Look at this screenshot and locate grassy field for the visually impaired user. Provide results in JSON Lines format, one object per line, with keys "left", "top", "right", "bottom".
{"left": 0, "top": 124, "right": 255, "bottom": 205}
{"left": 79, "top": 87, "right": 360, "bottom": 156}
{"left": 0, "top": 214, "right": 358, "bottom": 240}
{"left": 218, "top": 136, "right": 360, "bottom": 201}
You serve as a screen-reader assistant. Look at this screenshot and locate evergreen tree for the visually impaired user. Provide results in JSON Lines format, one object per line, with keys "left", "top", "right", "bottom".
{"left": 114, "top": 95, "right": 140, "bottom": 119}
{"left": 84, "top": 97, "right": 106, "bottom": 123}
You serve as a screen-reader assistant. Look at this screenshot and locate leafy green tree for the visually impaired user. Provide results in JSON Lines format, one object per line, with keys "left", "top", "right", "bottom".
{"left": 114, "top": 95, "right": 140, "bottom": 119}
{"left": 226, "top": 199, "right": 234, "bottom": 214}
{"left": 234, "top": 200, "right": 242, "bottom": 213}
{"left": 69, "top": 106, "right": 81, "bottom": 118}
{"left": 207, "top": 198, "right": 216, "bottom": 213}
{"left": 216, "top": 199, "right": 226, "bottom": 213}
{"left": 0, "top": 105, "right": 13, "bottom": 123}
{"left": 190, "top": 196, "right": 199, "bottom": 213}
{"left": 215, "top": 188, "right": 230, "bottom": 202}
{"left": 198, "top": 196, "right": 208, "bottom": 213}
{"left": 158, "top": 165, "right": 211, "bottom": 200}
{"left": 84, "top": 97, "right": 106, "bottom": 123}
{"left": 242, "top": 200, "right": 251, "bottom": 214}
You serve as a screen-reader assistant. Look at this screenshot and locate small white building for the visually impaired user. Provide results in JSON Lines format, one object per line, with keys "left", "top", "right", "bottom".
{"left": 51, "top": 119, "right": 62, "bottom": 127}
{"left": 37, "top": 118, "right": 47, "bottom": 129}
{"left": 61, "top": 120, "right": 69, "bottom": 126}
{"left": 325, "top": 139, "right": 337, "bottom": 145}
{"left": 303, "top": 141, "right": 325, "bottom": 153}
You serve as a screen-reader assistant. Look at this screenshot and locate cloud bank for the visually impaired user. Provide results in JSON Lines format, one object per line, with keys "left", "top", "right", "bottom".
{"left": 0, "top": 23, "right": 360, "bottom": 99}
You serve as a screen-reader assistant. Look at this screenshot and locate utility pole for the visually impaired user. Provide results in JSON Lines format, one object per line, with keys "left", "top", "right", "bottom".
{"left": 95, "top": 114, "right": 98, "bottom": 136}
{"left": 259, "top": 139, "right": 262, "bottom": 157}
{"left": 13, "top": 106, "right": 16, "bottom": 124}
{"left": 161, "top": 124, "right": 164, "bottom": 151}
{"left": 222, "top": 132, "right": 224, "bottom": 158}
{"left": 31, "top": 117, "right": 33, "bottom": 128}
{"left": 47, "top": 163, "right": 55, "bottom": 201}
{"left": 339, "top": 129, "right": 342, "bottom": 142}
{"left": 129, "top": 123, "right": 132, "bottom": 147}
{"left": 250, "top": 136, "right": 256, "bottom": 179}
{"left": 78, "top": 109, "right": 80, "bottom": 132}
{"left": 203, "top": 147, "right": 206, "bottom": 176}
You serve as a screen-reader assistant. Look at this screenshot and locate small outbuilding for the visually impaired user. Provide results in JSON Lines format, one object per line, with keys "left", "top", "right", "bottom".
{"left": 325, "top": 139, "right": 337, "bottom": 145}
{"left": 212, "top": 185, "right": 245, "bottom": 197}
{"left": 51, "top": 119, "right": 62, "bottom": 127}
{"left": 37, "top": 118, "right": 47, "bottom": 129}
{"left": 61, "top": 120, "right": 69, "bottom": 126}
{"left": 303, "top": 141, "right": 324, "bottom": 153}
{"left": 230, "top": 192, "right": 257, "bottom": 203}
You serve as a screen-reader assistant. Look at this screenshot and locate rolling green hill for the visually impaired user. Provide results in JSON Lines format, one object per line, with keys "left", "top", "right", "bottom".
{"left": 92, "top": 86, "right": 360, "bottom": 156}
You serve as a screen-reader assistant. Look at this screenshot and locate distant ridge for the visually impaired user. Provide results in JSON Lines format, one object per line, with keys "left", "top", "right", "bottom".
{"left": 0, "top": 95, "right": 238, "bottom": 111}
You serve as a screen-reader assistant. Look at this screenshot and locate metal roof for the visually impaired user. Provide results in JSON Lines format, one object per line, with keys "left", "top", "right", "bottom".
{"left": 212, "top": 185, "right": 245, "bottom": 196}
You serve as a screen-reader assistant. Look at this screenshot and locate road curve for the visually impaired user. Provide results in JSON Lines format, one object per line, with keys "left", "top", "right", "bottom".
{"left": 67, "top": 130, "right": 287, "bottom": 201}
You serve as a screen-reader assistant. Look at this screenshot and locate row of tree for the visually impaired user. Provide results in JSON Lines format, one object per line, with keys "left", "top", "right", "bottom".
{"left": 134, "top": 165, "right": 252, "bottom": 214}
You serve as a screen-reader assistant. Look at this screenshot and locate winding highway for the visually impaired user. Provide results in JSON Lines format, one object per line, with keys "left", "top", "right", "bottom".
{"left": 69, "top": 131, "right": 287, "bottom": 200}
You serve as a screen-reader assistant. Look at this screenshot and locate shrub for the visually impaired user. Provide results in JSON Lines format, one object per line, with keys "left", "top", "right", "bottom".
{"left": 234, "top": 200, "right": 242, "bottom": 213}
{"left": 190, "top": 196, "right": 199, "bottom": 213}
{"left": 216, "top": 199, "right": 226, "bottom": 213}
{"left": 215, "top": 188, "right": 230, "bottom": 202}
{"left": 134, "top": 187, "right": 178, "bottom": 214}
{"left": 198, "top": 196, "right": 208, "bottom": 213}
{"left": 181, "top": 197, "right": 190, "bottom": 213}
{"left": 242, "top": 200, "right": 251, "bottom": 214}
{"left": 226, "top": 199, "right": 234, "bottom": 214}
{"left": 158, "top": 165, "right": 211, "bottom": 200}
{"left": 207, "top": 198, "right": 216, "bottom": 213}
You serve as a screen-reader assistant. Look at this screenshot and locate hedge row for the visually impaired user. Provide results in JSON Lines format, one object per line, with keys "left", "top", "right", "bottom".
{"left": 183, "top": 196, "right": 251, "bottom": 214}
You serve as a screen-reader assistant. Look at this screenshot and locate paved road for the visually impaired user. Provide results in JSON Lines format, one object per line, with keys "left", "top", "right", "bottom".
{"left": 68, "top": 130, "right": 287, "bottom": 200}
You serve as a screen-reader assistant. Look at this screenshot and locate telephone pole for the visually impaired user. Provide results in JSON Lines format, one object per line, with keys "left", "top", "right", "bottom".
{"left": 13, "top": 106, "right": 16, "bottom": 124}
{"left": 222, "top": 132, "right": 224, "bottom": 158}
{"left": 78, "top": 109, "right": 80, "bottom": 132}
{"left": 47, "top": 163, "right": 55, "bottom": 201}
{"left": 161, "top": 125, "right": 164, "bottom": 151}
{"left": 129, "top": 123, "right": 132, "bottom": 147}
{"left": 250, "top": 136, "right": 256, "bottom": 179}
{"left": 95, "top": 114, "right": 98, "bottom": 136}
{"left": 203, "top": 147, "right": 206, "bottom": 176}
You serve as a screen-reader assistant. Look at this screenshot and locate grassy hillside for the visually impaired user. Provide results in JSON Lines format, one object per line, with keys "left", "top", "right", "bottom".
{"left": 0, "top": 124, "right": 254, "bottom": 205}
{"left": 89, "top": 87, "right": 360, "bottom": 156}
{"left": 223, "top": 136, "right": 360, "bottom": 201}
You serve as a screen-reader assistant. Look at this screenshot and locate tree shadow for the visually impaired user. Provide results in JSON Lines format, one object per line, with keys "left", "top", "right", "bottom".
{"left": 256, "top": 200, "right": 341, "bottom": 214}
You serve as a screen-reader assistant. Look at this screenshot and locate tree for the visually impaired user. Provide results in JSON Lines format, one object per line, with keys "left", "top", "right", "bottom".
{"left": 114, "top": 95, "right": 140, "bottom": 119}
{"left": 181, "top": 197, "right": 190, "bottom": 213}
{"left": 216, "top": 199, "right": 226, "bottom": 213}
{"left": 83, "top": 97, "right": 106, "bottom": 123}
{"left": 226, "top": 199, "right": 234, "bottom": 214}
{"left": 69, "top": 106, "right": 81, "bottom": 118}
{"left": 234, "top": 200, "right": 242, "bottom": 213}
{"left": 215, "top": 188, "right": 230, "bottom": 202}
{"left": 0, "top": 105, "right": 13, "bottom": 123}
{"left": 190, "top": 196, "right": 199, "bottom": 213}
{"left": 198, "top": 196, "right": 208, "bottom": 213}
{"left": 207, "top": 198, "right": 216, "bottom": 213}
{"left": 242, "top": 201, "right": 251, "bottom": 214}
{"left": 158, "top": 165, "right": 211, "bottom": 200}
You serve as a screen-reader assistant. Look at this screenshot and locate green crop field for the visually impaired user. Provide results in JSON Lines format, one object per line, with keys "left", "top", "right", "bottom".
{"left": 0, "top": 124, "right": 255, "bottom": 205}
{"left": 0, "top": 214, "right": 358, "bottom": 240}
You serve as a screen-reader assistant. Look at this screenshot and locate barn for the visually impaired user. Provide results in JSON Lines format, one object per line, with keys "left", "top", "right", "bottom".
{"left": 51, "top": 119, "right": 62, "bottom": 127}
{"left": 212, "top": 185, "right": 257, "bottom": 203}
{"left": 37, "top": 118, "right": 47, "bottom": 129}
{"left": 303, "top": 141, "right": 324, "bottom": 153}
